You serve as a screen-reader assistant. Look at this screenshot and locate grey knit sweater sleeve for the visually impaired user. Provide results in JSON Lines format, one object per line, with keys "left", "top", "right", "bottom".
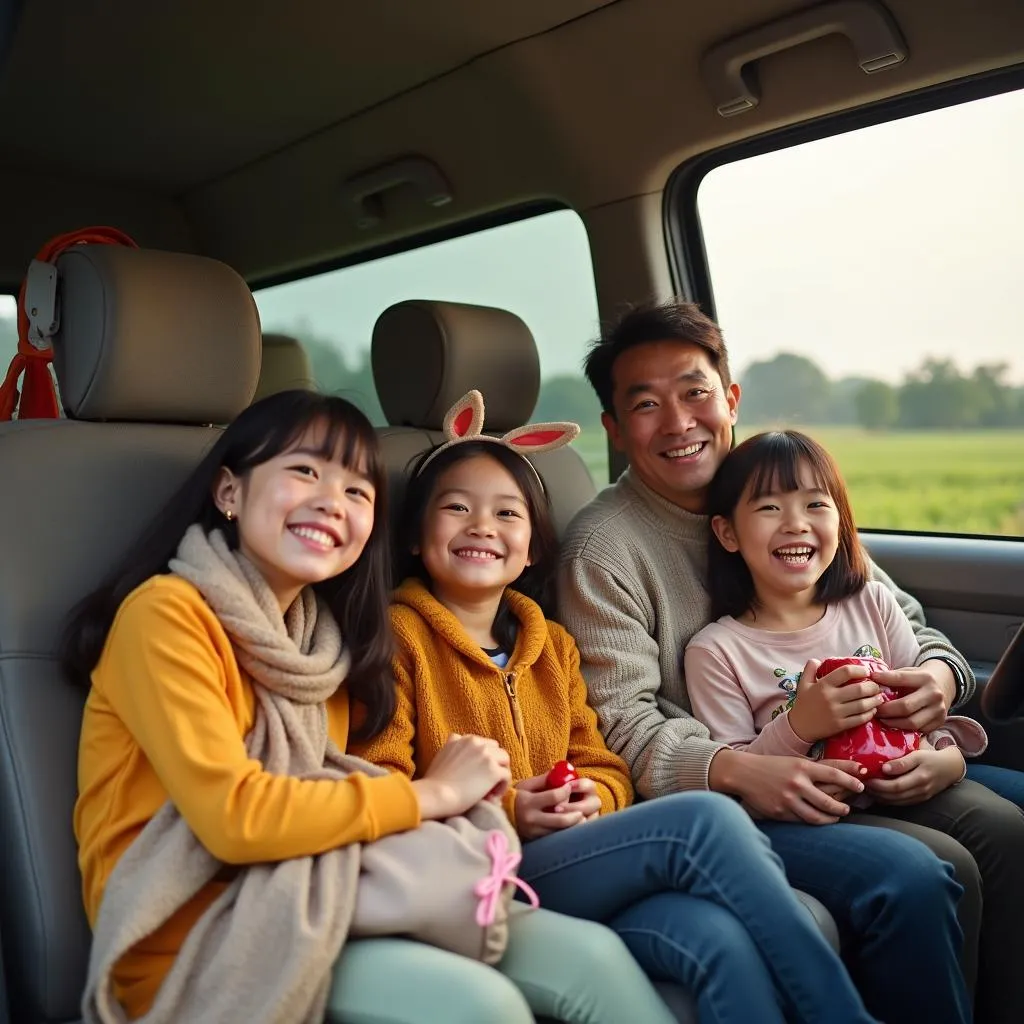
{"left": 556, "top": 481, "right": 728, "bottom": 799}
{"left": 558, "top": 553, "right": 724, "bottom": 797}
{"left": 867, "top": 557, "right": 976, "bottom": 706}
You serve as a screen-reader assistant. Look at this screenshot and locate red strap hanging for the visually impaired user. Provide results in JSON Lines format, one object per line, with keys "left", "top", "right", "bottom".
{"left": 0, "top": 226, "right": 139, "bottom": 421}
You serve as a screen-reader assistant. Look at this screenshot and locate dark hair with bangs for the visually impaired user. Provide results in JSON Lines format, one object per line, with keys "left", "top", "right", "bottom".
{"left": 584, "top": 299, "right": 732, "bottom": 417}
{"left": 399, "top": 440, "right": 559, "bottom": 652}
{"left": 706, "top": 430, "right": 868, "bottom": 622}
{"left": 62, "top": 390, "right": 396, "bottom": 740}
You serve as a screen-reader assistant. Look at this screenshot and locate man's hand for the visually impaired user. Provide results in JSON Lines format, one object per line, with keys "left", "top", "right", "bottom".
{"left": 815, "top": 758, "right": 868, "bottom": 803}
{"left": 873, "top": 660, "right": 955, "bottom": 732}
{"left": 512, "top": 774, "right": 599, "bottom": 840}
{"left": 722, "top": 751, "right": 867, "bottom": 825}
{"left": 864, "top": 746, "right": 965, "bottom": 805}
{"left": 787, "top": 658, "right": 884, "bottom": 744}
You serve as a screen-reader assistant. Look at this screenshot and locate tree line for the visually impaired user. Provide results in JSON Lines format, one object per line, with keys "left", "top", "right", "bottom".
{"left": 739, "top": 353, "right": 1024, "bottom": 430}
{"left": 282, "top": 321, "right": 1024, "bottom": 433}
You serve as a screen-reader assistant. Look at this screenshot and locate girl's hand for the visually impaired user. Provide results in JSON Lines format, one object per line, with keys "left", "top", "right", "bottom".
{"left": 787, "top": 659, "right": 884, "bottom": 744}
{"left": 552, "top": 777, "right": 602, "bottom": 821}
{"left": 873, "top": 662, "right": 954, "bottom": 733}
{"left": 864, "top": 746, "right": 965, "bottom": 805}
{"left": 413, "top": 733, "right": 512, "bottom": 821}
{"left": 513, "top": 773, "right": 589, "bottom": 840}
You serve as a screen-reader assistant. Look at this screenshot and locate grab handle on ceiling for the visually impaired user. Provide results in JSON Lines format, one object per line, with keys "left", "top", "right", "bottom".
{"left": 341, "top": 156, "right": 453, "bottom": 230}
{"left": 702, "top": 0, "right": 907, "bottom": 118}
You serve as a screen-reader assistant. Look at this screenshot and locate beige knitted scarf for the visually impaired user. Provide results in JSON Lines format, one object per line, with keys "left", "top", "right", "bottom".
{"left": 82, "top": 526, "right": 523, "bottom": 1024}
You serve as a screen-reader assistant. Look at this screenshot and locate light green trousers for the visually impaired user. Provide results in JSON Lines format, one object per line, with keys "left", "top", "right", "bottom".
{"left": 326, "top": 905, "right": 676, "bottom": 1024}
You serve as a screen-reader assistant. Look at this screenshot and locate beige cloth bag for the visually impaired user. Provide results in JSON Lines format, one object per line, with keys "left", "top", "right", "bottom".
{"left": 82, "top": 526, "right": 532, "bottom": 1024}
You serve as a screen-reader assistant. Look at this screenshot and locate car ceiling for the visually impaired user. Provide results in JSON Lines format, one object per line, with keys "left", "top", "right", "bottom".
{"left": 0, "top": 0, "right": 1022, "bottom": 285}
{"left": 0, "top": 0, "right": 615, "bottom": 191}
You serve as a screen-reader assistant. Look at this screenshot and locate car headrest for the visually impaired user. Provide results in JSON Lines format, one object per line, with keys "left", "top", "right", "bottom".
{"left": 50, "top": 245, "right": 261, "bottom": 423}
{"left": 253, "top": 334, "right": 316, "bottom": 402}
{"left": 371, "top": 299, "right": 539, "bottom": 431}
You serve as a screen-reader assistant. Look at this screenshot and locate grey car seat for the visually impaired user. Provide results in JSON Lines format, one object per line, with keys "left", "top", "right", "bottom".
{"left": 253, "top": 332, "right": 316, "bottom": 402}
{"left": 372, "top": 299, "right": 598, "bottom": 540}
{"left": 0, "top": 245, "right": 261, "bottom": 1022}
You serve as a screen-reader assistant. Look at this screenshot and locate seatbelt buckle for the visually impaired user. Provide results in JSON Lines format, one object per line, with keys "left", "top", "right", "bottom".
{"left": 24, "top": 258, "right": 60, "bottom": 350}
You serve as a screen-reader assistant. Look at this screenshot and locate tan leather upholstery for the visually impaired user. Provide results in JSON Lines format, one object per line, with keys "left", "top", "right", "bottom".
{"left": 253, "top": 333, "right": 316, "bottom": 402}
{"left": 52, "top": 246, "right": 260, "bottom": 422}
{"left": 372, "top": 300, "right": 540, "bottom": 430}
{"left": 372, "top": 299, "right": 597, "bottom": 542}
{"left": 0, "top": 248, "right": 258, "bottom": 1022}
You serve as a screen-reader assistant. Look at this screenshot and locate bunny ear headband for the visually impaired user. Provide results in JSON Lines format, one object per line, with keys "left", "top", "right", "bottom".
{"left": 415, "top": 389, "right": 581, "bottom": 488}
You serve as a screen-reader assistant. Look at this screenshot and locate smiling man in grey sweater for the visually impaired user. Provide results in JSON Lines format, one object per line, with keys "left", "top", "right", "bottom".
{"left": 556, "top": 300, "right": 1024, "bottom": 1022}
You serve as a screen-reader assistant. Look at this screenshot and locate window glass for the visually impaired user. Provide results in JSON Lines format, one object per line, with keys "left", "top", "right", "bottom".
{"left": 1, "top": 294, "right": 15, "bottom": 362}
{"left": 0, "top": 292, "right": 65, "bottom": 418}
{"left": 253, "top": 210, "right": 607, "bottom": 482}
{"left": 695, "top": 87, "right": 1024, "bottom": 537}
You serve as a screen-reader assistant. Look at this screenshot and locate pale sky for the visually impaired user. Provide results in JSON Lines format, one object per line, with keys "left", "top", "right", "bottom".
{"left": 699, "top": 86, "right": 1024, "bottom": 385}
{"left": 253, "top": 211, "right": 603, "bottom": 380}
{"left": 5, "top": 87, "right": 1021, "bottom": 387}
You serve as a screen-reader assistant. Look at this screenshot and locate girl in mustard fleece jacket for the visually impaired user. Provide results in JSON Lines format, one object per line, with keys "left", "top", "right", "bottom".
{"left": 358, "top": 389, "right": 879, "bottom": 1024}
{"left": 63, "top": 389, "right": 679, "bottom": 1024}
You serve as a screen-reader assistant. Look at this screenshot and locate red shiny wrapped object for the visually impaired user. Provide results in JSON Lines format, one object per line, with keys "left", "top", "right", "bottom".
{"left": 546, "top": 760, "right": 578, "bottom": 789}
{"left": 545, "top": 760, "right": 584, "bottom": 801}
{"left": 818, "top": 657, "right": 920, "bottom": 777}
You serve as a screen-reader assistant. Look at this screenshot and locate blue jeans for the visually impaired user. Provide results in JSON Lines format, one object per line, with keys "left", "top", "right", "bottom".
{"left": 966, "top": 762, "right": 1024, "bottom": 809}
{"left": 516, "top": 792, "right": 876, "bottom": 1024}
{"left": 856, "top": 777, "right": 1024, "bottom": 1024}
{"left": 758, "top": 817, "right": 971, "bottom": 1024}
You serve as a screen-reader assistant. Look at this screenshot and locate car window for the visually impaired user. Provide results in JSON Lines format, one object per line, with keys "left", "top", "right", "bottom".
{"left": 253, "top": 209, "right": 607, "bottom": 482}
{"left": 1, "top": 294, "right": 15, "bottom": 364}
{"left": 693, "top": 87, "right": 1024, "bottom": 539}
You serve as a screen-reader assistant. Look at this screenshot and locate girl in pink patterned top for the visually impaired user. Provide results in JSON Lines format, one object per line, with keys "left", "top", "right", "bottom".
{"left": 685, "top": 428, "right": 1024, "bottom": 1024}
{"left": 685, "top": 429, "right": 986, "bottom": 794}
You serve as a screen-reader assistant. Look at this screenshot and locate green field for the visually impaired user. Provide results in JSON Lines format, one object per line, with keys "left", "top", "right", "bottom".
{"left": 572, "top": 427, "right": 1024, "bottom": 537}
{"left": 572, "top": 429, "right": 610, "bottom": 486}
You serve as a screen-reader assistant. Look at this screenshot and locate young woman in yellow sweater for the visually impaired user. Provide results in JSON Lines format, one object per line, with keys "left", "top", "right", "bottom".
{"left": 63, "top": 389, "right": 679, "bottom": 1024}
{"left": 358, "top": 390, "right": 878, "bottom": 1024}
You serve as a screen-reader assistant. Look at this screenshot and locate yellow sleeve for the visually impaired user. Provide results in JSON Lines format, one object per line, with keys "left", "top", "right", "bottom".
{"left": 98, "top": 581, "right": 420, "bottom": 864}
{"left": 351, "top": 636, "right": 418, "bottom": 779}
{"left": 561, "top": 631, "right": 634, "bottom": 814}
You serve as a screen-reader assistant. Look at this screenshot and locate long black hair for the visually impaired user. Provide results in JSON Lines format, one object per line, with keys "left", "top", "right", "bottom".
{"left": 398, "top": 440, "right": 559, "bottom": 651}
{"left": 62, "top": 389, "right": 396, "bottom": 741}
{"left": 706, "top": 430, "right": 868, "bottom": 622}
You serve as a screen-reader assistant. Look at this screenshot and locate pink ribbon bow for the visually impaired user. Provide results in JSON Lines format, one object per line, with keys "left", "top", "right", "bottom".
{"left": 474, "top": 830, "right": 540, "bottom": 926}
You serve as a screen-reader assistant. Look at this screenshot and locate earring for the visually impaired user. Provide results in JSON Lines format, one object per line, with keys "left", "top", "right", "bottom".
{"left": 224, "top": 509, "right": 235, "bottom": 522}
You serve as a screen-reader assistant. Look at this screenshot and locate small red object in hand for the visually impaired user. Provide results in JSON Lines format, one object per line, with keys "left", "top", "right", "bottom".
{"left": 818, "top": 657, "right": 920, "bottom": 778}
{"left": 546, "top": 760, "right": 583, "bottom": 801}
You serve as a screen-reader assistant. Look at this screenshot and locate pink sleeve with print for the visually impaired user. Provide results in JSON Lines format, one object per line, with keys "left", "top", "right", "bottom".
{"left": 685, "top": 634, "right": 813, "bottom": 756}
